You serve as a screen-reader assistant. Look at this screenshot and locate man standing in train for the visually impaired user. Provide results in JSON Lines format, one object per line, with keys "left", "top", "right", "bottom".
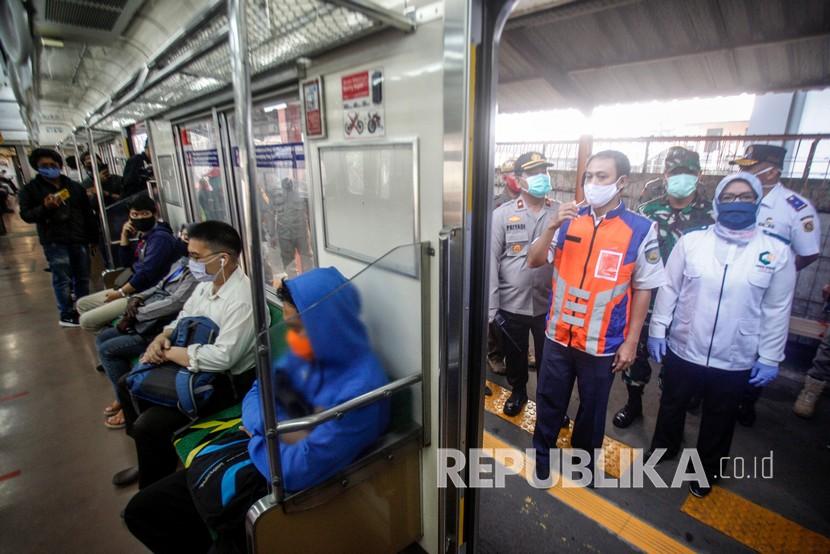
{"left": 728, "top": 145, "right": 822, "bottom": 426}
{"left": 112, "top": 221, "right": 259, "bottom": 488}
{"left": 528, "top": 150, "right": 666, "bottom": 481}
{"left": 18, "top": 148, "right": 99, "bottom": 327}
{"left": 489, "top": 152, "right": 558, "bottom": 416}
{"left": 612, "top": 146, "right": 714, "bottom": 428}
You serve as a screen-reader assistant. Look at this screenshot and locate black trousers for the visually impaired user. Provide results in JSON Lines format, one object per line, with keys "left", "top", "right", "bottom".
{"left": 124, "top": 469, "right": 250, "bottom": 554}
{"left": 650, "top": 349, "right": 750, "bottom": 476}
{"left": 533, "top": 339, "right": 614, "bottom": 471}
{"left": 117, "top": 371, "right": 254, "bottom": 489}
{"left": 487, "top": 320, "right": 504, "bottom": 361}
{"left": 497, "top": 310, "right": 547, "bottom": 393}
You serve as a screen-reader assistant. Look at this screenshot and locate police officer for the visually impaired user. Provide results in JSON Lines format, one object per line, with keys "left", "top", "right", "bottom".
{"left": 648, "top": 172, "right": 795, "bottom": 497}
{"left": 613, "top": 146, "right": 714, "bottom": 428}
{"left": 494, "top": 159, "right": 521, "bottom": 209}
{"left": 489, "top": 152, "right": 558, "bottom": 415}
{"left": 528, "top": 150, "right": 666, "bottom": 480}
{"left": 729, "top": 144, "right": 822, "bottom": 425}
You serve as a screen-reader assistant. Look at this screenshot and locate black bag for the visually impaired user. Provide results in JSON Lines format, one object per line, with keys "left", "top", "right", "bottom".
{"left": 186, "top": 430, "right": 267, "bottom": 533}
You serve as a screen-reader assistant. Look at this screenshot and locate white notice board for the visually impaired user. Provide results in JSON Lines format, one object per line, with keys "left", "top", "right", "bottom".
{"left": 319, "top": 140, "right": 419, "bottom": 275}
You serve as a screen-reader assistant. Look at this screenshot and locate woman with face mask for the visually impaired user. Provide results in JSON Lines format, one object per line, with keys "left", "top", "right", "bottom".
{"left": 647, "top": 172, "right": 796, "bottom": 498}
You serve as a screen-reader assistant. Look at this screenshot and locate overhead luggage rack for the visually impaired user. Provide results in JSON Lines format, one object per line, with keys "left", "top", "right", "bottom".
{"left": 90, "top": 0, "right": 415, "bottom": 131}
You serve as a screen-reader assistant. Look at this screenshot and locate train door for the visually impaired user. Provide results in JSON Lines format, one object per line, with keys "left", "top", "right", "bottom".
{"left": 221, "top": 95, "right": 316, "bottom": 287}
{"left": 175, "top": 115, "right": 236, "bottom": 225}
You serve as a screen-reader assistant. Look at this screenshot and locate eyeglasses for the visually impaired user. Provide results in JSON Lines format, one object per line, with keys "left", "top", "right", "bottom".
{"left": 719, "top": 192, "right": 757, "bottom": 203}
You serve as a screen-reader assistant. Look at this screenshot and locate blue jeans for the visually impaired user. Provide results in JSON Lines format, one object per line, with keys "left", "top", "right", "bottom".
{"left": 95, "top": 326, "right": 149, "bottom": 396}
{"left": 42, "top": 243, "right": 91, "bottom": 319}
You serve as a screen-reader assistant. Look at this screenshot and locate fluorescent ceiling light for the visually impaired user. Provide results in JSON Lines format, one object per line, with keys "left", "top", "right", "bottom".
{"left": 263, "top": 102, "right": 287, "bottom": 112}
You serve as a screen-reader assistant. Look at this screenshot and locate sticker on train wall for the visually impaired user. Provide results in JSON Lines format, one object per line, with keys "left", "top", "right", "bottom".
{"left": 341, "top": 68, "right": 385, "bottom": 139}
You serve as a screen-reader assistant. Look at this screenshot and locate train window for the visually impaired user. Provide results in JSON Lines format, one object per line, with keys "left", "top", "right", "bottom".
{"left": 226, "top": 98, "right": 315, "bottom": 288}
{"left": 178, "top": 118, "right": 233, "bottom": 224}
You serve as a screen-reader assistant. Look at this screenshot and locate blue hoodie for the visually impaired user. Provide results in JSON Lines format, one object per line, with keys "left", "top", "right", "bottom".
{"left": 242, "top": 267, "right": 390, "bottom": 492}
{"left": 118, "top": 221, "right": 183, "bottom": 292}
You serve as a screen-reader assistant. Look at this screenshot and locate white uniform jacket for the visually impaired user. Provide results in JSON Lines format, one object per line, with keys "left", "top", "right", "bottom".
{"left": 649, "top": 227, "right": 795, "bottom": 370}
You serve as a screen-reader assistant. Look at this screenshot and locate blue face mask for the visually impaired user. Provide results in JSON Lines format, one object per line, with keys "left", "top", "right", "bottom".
{"left": 716, "top": 201, "right": 757, "bottom": 230}
{"left": 666, "top": 174, "right": 697, "bottom": 199}
{"left": 525, "top": 173, "right": 552, "bottom": 198}
{"left": 38, "top": 167, "right": 61, "bottom": 180}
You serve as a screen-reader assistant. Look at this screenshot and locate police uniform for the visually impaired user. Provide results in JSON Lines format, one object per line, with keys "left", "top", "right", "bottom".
{"left": 649, "top": 226, "right": 795, "bottom": 478}
{"left": 756, "top": 182, "right": 821, "bottom": 258}
{"left": 489, "top": 196, "right": 558, "bottom": 394}
{"left": 532, "top": 202, "right": 665, "bottom": 472}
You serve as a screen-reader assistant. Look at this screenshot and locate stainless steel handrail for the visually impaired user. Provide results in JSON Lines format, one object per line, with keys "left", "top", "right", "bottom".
{"left": 276, "top": 374, "right": 422, "bottom": 434}
{"left": 86, "top": 127, "right": 115, "bottom": 269}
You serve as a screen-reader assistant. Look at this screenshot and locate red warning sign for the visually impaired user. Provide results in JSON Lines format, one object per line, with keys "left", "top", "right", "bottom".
{"left": 341, "top": 71, "right": 370, "bottom": 101}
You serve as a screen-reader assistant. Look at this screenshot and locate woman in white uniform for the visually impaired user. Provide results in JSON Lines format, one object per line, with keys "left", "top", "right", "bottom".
{"left": 647, "top": 172, "right": 795, "bottom": 497}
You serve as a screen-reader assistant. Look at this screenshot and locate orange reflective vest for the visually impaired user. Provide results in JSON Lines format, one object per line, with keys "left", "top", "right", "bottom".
{"left": 547, "top": 204, "right": 653, "bottom": 356}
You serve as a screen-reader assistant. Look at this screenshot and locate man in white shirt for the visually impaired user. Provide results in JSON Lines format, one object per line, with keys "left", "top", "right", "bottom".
{"left": 113, "top": 221, "right": 259, "bottom": 489}
{"left": 729, "top": 144, "right": 822, "bottom": 425}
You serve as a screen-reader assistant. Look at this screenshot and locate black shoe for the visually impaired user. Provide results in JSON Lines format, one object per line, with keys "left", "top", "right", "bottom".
{"left": 59, "top": 315, "right": 80, "bottom": 327}
{"left": 612, "top": 403, "right": 642, "bottom": 428}
{"left": 561, "top": 414, "right": 570, "bottom": 428}
{"left": 484, "top": 385, "right": 493, "bottom": 397}
{"left": 689, "top": 481, "right": 711, "bottom": 498}
{"left": 737, "top": 403, "right": 756, "bottom": 427}
{"left": 503, "top": 390, "right": 528, "bottom": 417}
{"left": 112, "top": 466, "right": 139, "bottom": 488}
{"left": 95, "top": 364, "right": 105, "bottom": 373}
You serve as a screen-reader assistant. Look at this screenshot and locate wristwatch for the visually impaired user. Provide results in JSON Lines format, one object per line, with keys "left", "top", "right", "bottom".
{"left": 118, "top": 288, "right": 127, "bottom": 298}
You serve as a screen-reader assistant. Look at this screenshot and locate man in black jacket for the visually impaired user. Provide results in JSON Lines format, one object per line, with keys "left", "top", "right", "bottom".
{"left": 122, "top": 140, "right": 153, "bottom": 198}
{"left": 18, "top": 148, "right": 98, "bottom": 327}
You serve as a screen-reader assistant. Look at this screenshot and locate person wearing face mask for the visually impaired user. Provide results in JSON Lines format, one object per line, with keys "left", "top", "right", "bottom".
{"left": 112, "top": 221, "right": 261, "bottom": 489}
{"left": 75, "top": 194, "right": 182, "bottom": 332}
{"left": 728, "top": 145, "right": 822, "bottom": 426}
{"left": 494, "top": 159, "right": 522, "bottom": 209}
{"left": 489, "top": 152, "right": 559, "bottom": 415}
{"left": 612, "top": 147, "right": 714, "bottom": 428}
{"left": 647, "top": 172, "right": 795, "bottom": 497}
{"left": 123, "top": 268, "right": 389, "bottom": 553}
{"left": 18, "top": 148, "right": 99, "bottom": 327}
{"left": 527, "top": 150, "right": 666, "bottom": 482}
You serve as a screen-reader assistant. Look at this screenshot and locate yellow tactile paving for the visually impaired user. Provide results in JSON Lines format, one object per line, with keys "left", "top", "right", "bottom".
{"left": 483, "top": 431, "right": 695, "bottom": 554}
{"left": 681, "top": 486, "right": 830, "bottom": 553}
{"left": 484, "top": 380, "right": 632, "bottom": 478}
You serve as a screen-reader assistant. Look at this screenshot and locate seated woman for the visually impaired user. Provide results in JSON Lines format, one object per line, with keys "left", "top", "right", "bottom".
{"left": 647, "top": 172, "right": 795, "bottom": 498}
{"left": 124, "top": 267, "right": 390, "bottom": 553}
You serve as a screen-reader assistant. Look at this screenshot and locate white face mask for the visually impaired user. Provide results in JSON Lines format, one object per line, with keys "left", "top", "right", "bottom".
{"left": 583, "top": 177, "right": 622, "bottom": 209}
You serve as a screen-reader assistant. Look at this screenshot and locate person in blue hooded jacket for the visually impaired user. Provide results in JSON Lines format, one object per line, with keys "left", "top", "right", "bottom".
{"left": 124, "top": 267, "right": 390, "bottom": 554}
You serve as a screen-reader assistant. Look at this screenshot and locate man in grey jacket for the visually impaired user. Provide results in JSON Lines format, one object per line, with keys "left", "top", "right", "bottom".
{"left": 96, "top": 257, "right": 198, "bottom": 428}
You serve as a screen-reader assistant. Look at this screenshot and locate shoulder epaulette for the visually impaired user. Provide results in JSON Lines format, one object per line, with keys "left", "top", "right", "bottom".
{"left": 785, "top": 194, "right": 808, "bottom": 212}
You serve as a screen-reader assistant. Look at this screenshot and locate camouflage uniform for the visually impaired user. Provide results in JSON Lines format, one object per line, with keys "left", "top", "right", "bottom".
{"left": 622, "top": 147, "right": 715, "bottom": 388}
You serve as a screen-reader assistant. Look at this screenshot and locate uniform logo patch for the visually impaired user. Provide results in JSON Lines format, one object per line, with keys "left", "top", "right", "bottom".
{"left": 595, "top": 249, "right": 623, "bottom": 281}
{"left": 508, "top": 215, "right": 521, "bottom": 223}
{"left": 758, "top": 251, "right": 774, "bottom": 266}
{"left": 511, "top": 243, "right": 523, "bottom": 254}
{"left": 645, "top": 247, "right": 661, "bottom": 264}
{"left": 801, "top": 215, "right": 815, "bottom": 232}
{"left": 759, "top": 217, "right": 775, "bottom": 229}
{"left": 786, "top": 194, "right": 807, "bottom": 211}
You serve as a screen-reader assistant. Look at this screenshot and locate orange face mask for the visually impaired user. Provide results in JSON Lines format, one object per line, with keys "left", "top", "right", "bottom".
{"left": 286, "top": 329, "right": 314, "bottom": 360}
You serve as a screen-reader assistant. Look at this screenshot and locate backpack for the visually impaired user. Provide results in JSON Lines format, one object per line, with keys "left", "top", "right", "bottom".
{"left": 126, "top": 316, "right": 223, "bottom": 419}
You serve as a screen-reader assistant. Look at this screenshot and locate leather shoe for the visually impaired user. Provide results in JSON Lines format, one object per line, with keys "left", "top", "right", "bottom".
{"left": 612, "top": 404, "right": 642, "bottom": 428}
{"left": 503, "top": 390, "right": 528, "bottom": 416}
{"left": 112, "top": 466, "right": 139, "bottom": 488}
{"left": 689, "top": 481, "right": 712, "bottom": 498}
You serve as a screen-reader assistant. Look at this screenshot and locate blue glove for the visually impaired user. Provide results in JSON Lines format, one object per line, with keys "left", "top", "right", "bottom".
{"left": 748, "top": 361, "right": 778, "bottom": 387}
{"left": 647, "top": 336, "right": 667, "bottom": 363}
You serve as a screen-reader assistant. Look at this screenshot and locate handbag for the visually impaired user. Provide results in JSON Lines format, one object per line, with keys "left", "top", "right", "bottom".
{"left": 126, "top": 316, "right": 223, "bottom": 419}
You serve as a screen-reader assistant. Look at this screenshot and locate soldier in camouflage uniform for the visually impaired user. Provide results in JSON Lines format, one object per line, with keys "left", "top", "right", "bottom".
{"left": 612, "top": 146, "right": 715, "bottom": 428}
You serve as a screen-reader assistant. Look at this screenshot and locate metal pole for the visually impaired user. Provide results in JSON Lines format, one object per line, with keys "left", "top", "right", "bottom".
{"left": 228, "top": 0, "right": 283, "bottom": 503}
{"left": 71, "top": 133, "right": 82, "bottom": 184}
{"left": 87, "top": 127, "right": 115, "bottom": 269}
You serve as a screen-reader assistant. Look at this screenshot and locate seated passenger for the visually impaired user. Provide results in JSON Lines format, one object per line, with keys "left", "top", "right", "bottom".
{"left": 124, "top": 267, "right": 390, "bottom": 553}
{"left": 97, "top": 255, "right": 199, "bottom": 429}
{"left": 113, "top": 221, "right": 258, "bottom": 488}
{"left": 76, "top": 194, "right": 182, "bottom": 332}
